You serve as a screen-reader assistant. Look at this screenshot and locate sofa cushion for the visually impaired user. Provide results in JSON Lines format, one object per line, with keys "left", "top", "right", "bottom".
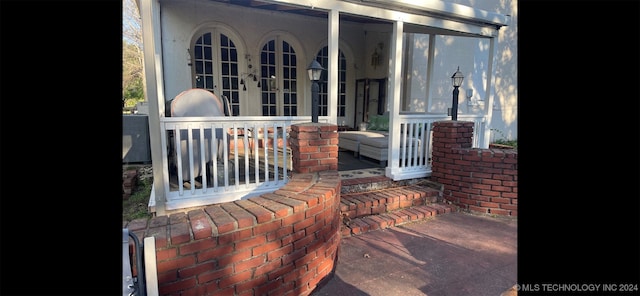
{"left": 338, "top": 131, "right": 387, "bottom": 141}
{"left": 360, "top": 136, "right": 420, "bottom": 148}
{"left": 360, "top": 137, "right": 389, "bottom": 148}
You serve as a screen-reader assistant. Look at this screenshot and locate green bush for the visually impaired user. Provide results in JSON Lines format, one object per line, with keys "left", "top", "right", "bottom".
{"left": 123, "top": 177, "right": 153, "bottom": 222}
{"left": 490, "top": 128, "right": 517, "bottom": 148}
{"left": 491, "top": 138, "right": 517, "bottom": 148}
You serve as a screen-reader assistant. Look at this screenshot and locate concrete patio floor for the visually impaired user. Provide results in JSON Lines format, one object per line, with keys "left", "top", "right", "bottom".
{"left": 311, "top": 211, "right": 517, "bottom": 296}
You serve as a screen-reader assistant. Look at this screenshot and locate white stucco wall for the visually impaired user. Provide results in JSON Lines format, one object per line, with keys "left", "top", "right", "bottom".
{"left": 447, "top": 0, "right": 518, "bottom": 141}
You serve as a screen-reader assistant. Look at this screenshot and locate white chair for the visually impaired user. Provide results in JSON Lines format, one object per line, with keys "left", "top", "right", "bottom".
{"left": 170, "top": 89, "right": 229, "bottom": 185}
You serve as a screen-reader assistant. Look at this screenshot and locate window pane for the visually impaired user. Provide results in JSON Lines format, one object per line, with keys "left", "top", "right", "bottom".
{"left": 194, "top": 45, "right": 203, "bottom": 59}
{"left": 220, "top": 34, "right": 228, "bottom": 47}
{"left": 231, "top": 63, "right": 238, "bottom": 76}
{"left": 221, "top": 48, "right": 228, "bottom": 61}
{"left": 205, "top": 76, "right": 214, "bottom": 89}
{"left": 204, "top": 47, "right": 212, "bottom": 60}
{"left": 221, "top": 63, "right": 229, "bottom": 75}
{"left": 230, "top": 49, "right": 237, "bottom": 63}
{"left": 269, "top": 93, "right": 276, "bottom": 104}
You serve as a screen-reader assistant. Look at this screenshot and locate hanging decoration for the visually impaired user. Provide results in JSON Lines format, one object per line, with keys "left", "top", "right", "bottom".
{"left": 370, "top": 42, "right": 383, "bottom": 69}
{"left": 240, "top": 55, "right": 260, "bottom": 91}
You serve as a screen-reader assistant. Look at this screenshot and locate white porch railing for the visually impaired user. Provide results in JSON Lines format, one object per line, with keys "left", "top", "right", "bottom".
{"left": 386, "top": 113, "right": 486, "bottom": 180}
{"left": 149, "top": 115, "right": 484, "bottom": 213}
{"left": 154, "top": 116, "right": 327, "bottom": 211}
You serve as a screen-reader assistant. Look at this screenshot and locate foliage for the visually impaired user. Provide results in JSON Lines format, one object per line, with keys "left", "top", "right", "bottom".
{"left": 123, "top": 66, "right": 144, "bottom": 108}
{"left": 123, "top": 177, "right": 153, "bottom": 222}
{"left": 491, "top": 138, "right": 517, "bottom": 148}
{"left": 122, "top": 0, "right": 145, "bottom": 110}
{"left": 490, "top": 128, "right": 517, "bottom": 148}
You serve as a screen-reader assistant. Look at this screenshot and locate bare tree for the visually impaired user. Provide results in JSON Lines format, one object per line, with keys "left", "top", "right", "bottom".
{"left": 123, "top": 0, "right": 145, "bottom": 109}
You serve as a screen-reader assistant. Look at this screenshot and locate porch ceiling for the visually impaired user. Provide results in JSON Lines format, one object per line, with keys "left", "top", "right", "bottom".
{"left": 207, "top": 0, "right": 391, "bottom": 24}
{"left": 206, "top": 0, "right": 505, "bottom": 37}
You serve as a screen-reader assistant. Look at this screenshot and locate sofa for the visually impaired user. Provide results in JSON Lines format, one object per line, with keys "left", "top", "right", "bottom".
{"left": 338, "top": 113, "right": 422, "bottom": 166}
{"left": 338, "top": 113, "right": 389, "bottom": 160}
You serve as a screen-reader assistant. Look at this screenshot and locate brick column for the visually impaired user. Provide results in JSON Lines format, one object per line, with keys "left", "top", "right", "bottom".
{"left": 289, "top": 123, "right": 339, "bottom": 173}
{"left": 430, "top": 120, "right": 475, "bottom": 201}
{"left": 430, "top": 121, "right": 518, "bottom": 217}
{"left": 431, "top": 120, "right": 474, "bottom": 152}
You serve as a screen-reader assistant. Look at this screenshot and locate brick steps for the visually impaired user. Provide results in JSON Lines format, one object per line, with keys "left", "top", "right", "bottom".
{"left": 339, "top": 181, "right": 454, "bottom": 237}
{"left": 340, "top": 203, "right": 454, "bottom": 237}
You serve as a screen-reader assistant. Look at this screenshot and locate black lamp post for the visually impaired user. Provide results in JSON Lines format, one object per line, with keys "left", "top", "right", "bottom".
{"left": 450, "top": 66, "right": 464, "bottom": 121}
{"left": 307, "top": 60, "right": 324, "bottom": 123}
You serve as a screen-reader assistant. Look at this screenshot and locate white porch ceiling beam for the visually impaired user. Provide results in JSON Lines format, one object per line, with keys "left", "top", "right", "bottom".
{"left": 256, "top": 0, "right": 507, "bottom": 37}
{"left": 360, "top": 0, "right": 509, "bottom": 27}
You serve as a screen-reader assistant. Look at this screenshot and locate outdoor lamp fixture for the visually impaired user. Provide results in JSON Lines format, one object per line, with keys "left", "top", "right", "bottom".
{"left": 450, "top": 66, "right": 464, "bottom": 121}
{"left": 307, "top": 59, "right": 324, "bottom": 123}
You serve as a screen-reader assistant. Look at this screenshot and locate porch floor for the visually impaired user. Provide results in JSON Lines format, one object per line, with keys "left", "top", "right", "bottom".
{"left": 167, "top": 148, "right": 384, "bottom": 190}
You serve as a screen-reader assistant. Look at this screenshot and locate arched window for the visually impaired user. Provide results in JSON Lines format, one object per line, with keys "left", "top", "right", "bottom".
{"left": 192, "top": 31, "right": 241, "bottom": 116}
{"left": 315, "top": 47, "right": 347, "bottom": 117}
{"left": 259, "top": 38, "right": 298, "bottom": 116}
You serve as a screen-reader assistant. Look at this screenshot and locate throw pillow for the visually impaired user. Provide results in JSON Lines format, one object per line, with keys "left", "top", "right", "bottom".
{"left": 377, "top": 114, "right": 389, "bottom": 131}
{"left": 368, "top": 115, "right": 379, "bottom": 130}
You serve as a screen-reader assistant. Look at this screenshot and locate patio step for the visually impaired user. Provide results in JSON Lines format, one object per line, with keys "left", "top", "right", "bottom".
{"left": 339, "top": 181, "right": 454, "bottom": 237}
{"left": 340, "top": 174, "right": 444, "bottom": 194}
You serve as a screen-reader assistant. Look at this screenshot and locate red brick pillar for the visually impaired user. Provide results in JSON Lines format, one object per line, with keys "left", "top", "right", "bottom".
{"left": 430, "top": 120, "right": 474, "bottom": 202}
{"left": 289, "top": 123, "right": 338, "bottom": 173}
{"left": 430, "top": 120, "right": 475, "bottom": 180}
